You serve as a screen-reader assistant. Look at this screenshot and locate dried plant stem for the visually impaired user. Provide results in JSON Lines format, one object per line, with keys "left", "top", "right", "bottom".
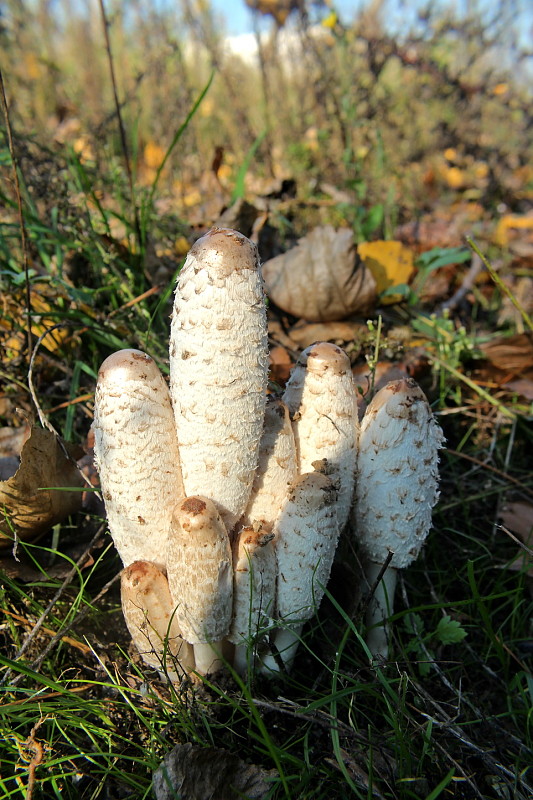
{"left": 98, "top": 0, "right": 141, "bottom": 249}
{"left": 0, "top": 67, "right": 33, "bottom": 368}
{"left": 467, "top": 237, "right": 533, "bottom": 332}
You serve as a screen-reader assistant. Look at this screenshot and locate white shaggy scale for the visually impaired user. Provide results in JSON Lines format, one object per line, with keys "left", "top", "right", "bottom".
{"left": 169, "top": 228, "right": 269, "bottom": 533}
{"left": 354, "top": 378, "right": 445, "bottom": 569}
{"left": 241, "top": 398, "right": 298, "bottom": 531}
{"left": 166, "top": 496, "right": 233, "bottom": 674}
{"left": 283, "top": 342, "right": 358, "bottom": 532}
{"left": 93, "top": 349, "right": 184, "bottom": 571}
{"left": 121, "top": 560, "right": 194, "bottom": 680}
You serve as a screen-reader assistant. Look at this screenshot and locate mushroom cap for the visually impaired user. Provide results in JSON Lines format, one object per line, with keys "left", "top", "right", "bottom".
{"left": 283, "top": 342, "right": 358, "bottom": 531}
{"left": 273, "top": 471, "right": 340, "bottom": 625}
{"left": 228, "top": 525, "right": 277, "bottom": 645}
{"left": 241, "top": 397, "right": 298, "bottom": 531}
{"left": 353, "top": 377, "right": 445, "bottom": 569}
{"left": 93, "top": 349, "right": 184, "bottom": 570}
{"left": 169, "top": 228, "right": 269, "bottom": 532}
{"left": 166, "top": 496, "right": 233, "bottom": 645}
{"left": 121, "top": 560, "right": 194, "bottom": 677}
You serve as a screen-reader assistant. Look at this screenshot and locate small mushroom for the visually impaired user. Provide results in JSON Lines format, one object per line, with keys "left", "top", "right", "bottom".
{"left": 283, "top": 342, "right": 359, "bottom": 531}
{"left": 228, "top": 525, "right": 276, "bottom": 675}
{"left": 352, "top": 378, "right": 445, "bottom": 658}
{"left": 261, "top": 470, "right": 339, "bottom": 674}
{"left": 169, "top": 228, "right": 269, "bottom": 533}
{"left": 121, "top": 561, "right": 194, "bottom": 680}
{"left": 93, "top": 349, "right": 184, "bottom": 570}
{"left": 166, "top": 496, "right": 233, "bottom": 675}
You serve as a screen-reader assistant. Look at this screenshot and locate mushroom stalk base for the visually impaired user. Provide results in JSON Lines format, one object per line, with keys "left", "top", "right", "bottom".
{"left": 260, "top": 624, "right": 304, "bottom": 675}
{"left": 193, "top": 641, "right": 225, "bottom": 676}
{"left": 364, "top": 561, "right": 398, "bottom": 660}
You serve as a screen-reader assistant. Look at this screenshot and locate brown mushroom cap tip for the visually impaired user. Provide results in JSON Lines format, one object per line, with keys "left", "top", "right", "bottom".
{"left": 188, "top": 228, "right": 259, "bottom": 276}
{"left": 98, "top": 349, "right": 156, "bottom": 383}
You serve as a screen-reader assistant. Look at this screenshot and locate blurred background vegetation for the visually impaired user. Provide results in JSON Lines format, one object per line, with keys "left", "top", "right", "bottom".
{"left": 1, "top": 0, "right": 531, "bottom": 234}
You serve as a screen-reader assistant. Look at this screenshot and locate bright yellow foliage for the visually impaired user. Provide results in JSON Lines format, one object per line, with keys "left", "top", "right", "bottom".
{"left": 357, "top": 240, "right": 415, "bottom": 304}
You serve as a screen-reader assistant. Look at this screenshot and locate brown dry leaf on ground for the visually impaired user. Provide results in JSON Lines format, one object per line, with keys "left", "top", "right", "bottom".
{"left": 152, "top": 742, "right": 277, "bottom": 800}
{"left": 0, "top": 426, "right": 84, "bottom": 548}
{"left": 479, "top": 332, "right": 533, "bottom": 375}
{"left": 288, "top": 319, "right": 365, "bottom": 349}
{"left": 262, "top": 226, "right": 377, "bottom": 321}
{"left": 499, "top": 502, "right": 533, "bottom": 594}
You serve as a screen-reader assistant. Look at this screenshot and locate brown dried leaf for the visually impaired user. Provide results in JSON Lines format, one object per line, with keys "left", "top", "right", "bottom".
{"left": 152, "top": 743, "right": 277, "bottom": 800}
{"left": 0, "top": 427, "right": 84, "bottom": 548}
{"left": 499, "top": 502, "right": 533, "bottom": 545}
{"left": 289, "top": 319, "right": 364, "bottom": 349}
{"left": 479, "top": 333, "right": 533, "bottom": 377}
{"left": 269, "top": 345, "right": 293, "bottom": 385}
{"left": 262, "top": 226, "right": 377, "bottom": 322}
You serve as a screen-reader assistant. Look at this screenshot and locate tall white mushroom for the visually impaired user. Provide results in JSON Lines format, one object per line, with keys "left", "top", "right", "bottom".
{"left": 121, "top": 561, "right": 195, "bottom": 680}
{"left": 169, "top": 228, "right": 269, "bottom": 533}
{"left": 166, "top": 496, "right": 233, "bottom": 675}
{"left": 228, "top": 526, "right": 277, "bottom": 674}
{"left": 93, "top": 349, "right": 184, "bottom": 571}
{"left": 352, "top": 378, "right": 445, "bottom": 658}
{"left": 261, "top": 470, "right": 339, "bottom": 674}
{"left": 283, "top": 342, "right": 358, "bottom": 532}
{"left": 241, "top": 397, "right": 298, "bottom": 532}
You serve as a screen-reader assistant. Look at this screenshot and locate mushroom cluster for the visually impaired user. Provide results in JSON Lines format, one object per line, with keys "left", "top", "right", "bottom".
{"left": 93, "top": 227, "right": 444, "bottom": 680}
{"left": 93, "top": 228, "right": 358, "bottom": 678}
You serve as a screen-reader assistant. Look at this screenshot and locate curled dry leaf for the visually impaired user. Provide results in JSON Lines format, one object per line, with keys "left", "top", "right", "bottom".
{"left": 0, "top": 426, "right": 84, "bottom": 548}
{"left": 153, "top": 742, "right": 277, "bottom": 800}
{"left": 262, "top": 225, "right": 377, "bottom": 321}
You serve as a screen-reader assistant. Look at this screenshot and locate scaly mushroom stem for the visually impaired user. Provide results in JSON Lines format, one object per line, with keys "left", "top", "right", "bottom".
{"left": 363, "top": 560, "right": 398, "bottom": 660}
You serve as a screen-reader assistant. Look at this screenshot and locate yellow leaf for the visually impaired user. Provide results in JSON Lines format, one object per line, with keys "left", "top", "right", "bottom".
{"left": 444, "top": 147, "right": 457, "bottom": 161}
{"left": 444, "top": 166, "right": 465, "bottom": 189}
{"left": 494, "top": 214, "right": 533, "bottom": 247}
{"left": 357, "top": 240, "right": 415, "bottom": 304}
{"left": 322, "top": 11, "right": 338, "bottom": 28}
{"left": 144, "top": 140, "right": 166, "bottom": 170}
{"left": 174, "top": 236, "right": 190, "bottom": 257}
{"left": 493, "top": 83, "right": 509, "bottom": 96}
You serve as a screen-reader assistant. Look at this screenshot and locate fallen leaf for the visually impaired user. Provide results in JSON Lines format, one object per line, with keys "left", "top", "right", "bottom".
{"left": 262, "top": 226, "right": 377, "bottom": 321}
{"left": 479, "top": 333, "right": 533, "bottom": 377}
{"left": 502, "top": 379, "right": 533, "bottom": 401}
{"left": 357, "top": 240, "right": 415, "bottom": 304}
{"left": 0, "top": 427, "right": 84, "bottom": 549}
{"left": 493, "top": 214, "right": 533, "bottom": 247}
{"left": 269, "top": 345, "right": 293, "bottom": 385}
{"left": 499, "top": 502, "right": 533, "bottom": 543}
{"left": 0, "top": 425, "right": 30, "bottom": 458}
{"left": 288, "top": 319, "right": 364, "bottom": 349}
{"left": 152, "top": 743, "right": 277, "bottom": 800}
